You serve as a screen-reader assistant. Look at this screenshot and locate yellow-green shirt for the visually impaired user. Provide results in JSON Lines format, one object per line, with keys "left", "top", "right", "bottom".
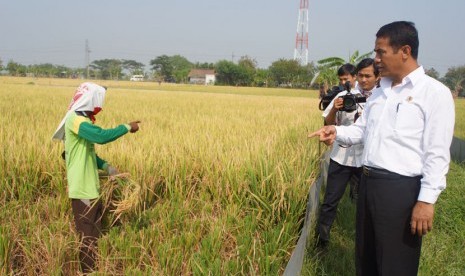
{"left": 64, "top": 112, "right": 130, "bottom": 199}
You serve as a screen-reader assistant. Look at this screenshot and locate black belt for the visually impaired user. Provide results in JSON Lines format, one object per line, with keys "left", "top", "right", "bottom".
{"left": 362, "top": 166, "right": 415, "bottom": 180}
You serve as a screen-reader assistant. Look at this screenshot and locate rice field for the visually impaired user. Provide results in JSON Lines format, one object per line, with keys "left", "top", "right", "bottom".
{"left": 0, "top": 77, "right": 323, "bottom": 275}
{"left": 0, "top": 76, "right": 463, "bottom": 275}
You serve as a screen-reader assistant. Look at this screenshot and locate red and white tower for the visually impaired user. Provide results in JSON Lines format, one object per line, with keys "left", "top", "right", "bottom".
{"left": 293, "top": 0, "right": 309, "bottom": 65}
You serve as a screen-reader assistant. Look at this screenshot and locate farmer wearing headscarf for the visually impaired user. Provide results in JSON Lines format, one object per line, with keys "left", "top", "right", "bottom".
{"left": 53, "top": 82, "right": 140, "bottom": 273}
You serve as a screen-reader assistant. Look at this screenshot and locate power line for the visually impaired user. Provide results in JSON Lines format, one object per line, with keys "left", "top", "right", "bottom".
{"left": 85, "top": 39, "right": 91, "bottom": 79}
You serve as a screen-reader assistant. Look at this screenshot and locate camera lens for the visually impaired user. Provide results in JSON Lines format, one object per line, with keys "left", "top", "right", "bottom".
{"left": 343, "top": 98, "right": 355, "bottom": 108}
{"left": 342, "top": 97, "right": 356, "bottom": 112}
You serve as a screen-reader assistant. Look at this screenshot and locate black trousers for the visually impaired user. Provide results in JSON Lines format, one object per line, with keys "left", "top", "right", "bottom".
{"left": 317, "top": 159, "right": 362, "bottom": 241}
{"left": 356, "top": 167, "right": 422, "bottom": 276}
{"left": 71, "top": 199, "right": 103, "bottom": 274}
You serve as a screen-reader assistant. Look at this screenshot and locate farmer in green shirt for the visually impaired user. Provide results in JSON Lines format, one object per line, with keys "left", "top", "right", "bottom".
{"left": 53, "top": 82, "right": 140, "bottom": 273}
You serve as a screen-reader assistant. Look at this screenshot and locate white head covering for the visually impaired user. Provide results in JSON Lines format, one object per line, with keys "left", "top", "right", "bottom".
{"left": 52, "top": 82, "right": 106, "bottom": 141}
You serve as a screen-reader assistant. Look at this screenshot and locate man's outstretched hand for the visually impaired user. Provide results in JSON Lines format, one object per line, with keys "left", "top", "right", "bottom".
{"left": 128, "top": 121, "right": 141, "bottom": 133}
{"left": 308, "top": 125, "right": 337, "bottom": 145}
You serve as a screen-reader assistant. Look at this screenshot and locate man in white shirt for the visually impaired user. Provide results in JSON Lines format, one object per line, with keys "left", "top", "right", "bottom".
{"left": 309, "top": 21, "right": 455, "bottom": 275}
{"left": 316, "top": 61, "right": 379, "bottom": 248}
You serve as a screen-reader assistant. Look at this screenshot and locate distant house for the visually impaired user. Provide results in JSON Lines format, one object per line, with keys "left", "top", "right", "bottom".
{"left": 188, "top": 69, "right": 216, "bottom": 85}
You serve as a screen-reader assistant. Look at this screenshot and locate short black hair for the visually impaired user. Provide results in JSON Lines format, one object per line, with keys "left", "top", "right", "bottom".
{"left": 376, "top": 21, "right": 419, "bottom": 59}
{"left": 337, "top": 63, "right": 356, "bottom": 76}
{"left": 356, "top": 58, "right": 379, "bottom": 77}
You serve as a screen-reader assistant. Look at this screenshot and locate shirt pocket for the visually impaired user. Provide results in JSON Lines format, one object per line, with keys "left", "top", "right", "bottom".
{"left": 394, "top": 101, "right": 424, "bottom": 136}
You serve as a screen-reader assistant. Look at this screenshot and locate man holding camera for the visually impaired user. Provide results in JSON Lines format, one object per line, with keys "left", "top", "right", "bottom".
{"left": 316, "top": 61, "right": 379, "bottom": 248}
{"left": 309, "top": 21, "right": 455, "bottom": 275}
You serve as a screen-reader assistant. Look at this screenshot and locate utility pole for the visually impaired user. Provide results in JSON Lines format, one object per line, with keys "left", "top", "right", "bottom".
{"left": 85, "top": 39, "right": 91, "bottom": 79}
{"left": 293, "top": 0, "right": 309, "bottom": 66}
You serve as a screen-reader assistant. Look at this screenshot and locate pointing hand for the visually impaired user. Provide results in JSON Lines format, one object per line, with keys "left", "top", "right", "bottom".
{"left": 308, "top": 125, "right": 337, "bottom": 145}
{"left": 128, "top": 121, "right": 141, "bottom": 133}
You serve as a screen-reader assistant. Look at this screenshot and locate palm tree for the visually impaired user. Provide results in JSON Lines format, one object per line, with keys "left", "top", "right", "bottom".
{"left": 449, "top": 77, "right": 464, "bottom": 98}
{"left": 317, "top": 50, "right": 372, "bottom": 70}
{"left": 442, "top": 66, "right": 465, "bottom": 98}
{"left": 312, "top": 50, "right": 372, "bottom": 90}
{"left": 311, "top": 67, "right": 338, "bottom": 93}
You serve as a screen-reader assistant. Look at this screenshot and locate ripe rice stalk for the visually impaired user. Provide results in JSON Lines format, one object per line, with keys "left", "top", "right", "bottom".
{"left": 99, "top": 174, "right": 143, "bottom": 227}
{"left": 0, "top": 226, "right": 12, "bottom": 275}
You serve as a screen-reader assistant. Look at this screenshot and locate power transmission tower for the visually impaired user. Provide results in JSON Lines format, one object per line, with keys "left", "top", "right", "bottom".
{"left": 85, "top": 39, "right": 91, "bottom": 79}
{"left": 293, "top": 0, "right": 309, "bottom": 66}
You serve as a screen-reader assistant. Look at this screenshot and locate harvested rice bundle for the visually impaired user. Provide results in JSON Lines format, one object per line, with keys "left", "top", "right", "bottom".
{"left": 99, "top": 174, "right": 142, "bottom": 226}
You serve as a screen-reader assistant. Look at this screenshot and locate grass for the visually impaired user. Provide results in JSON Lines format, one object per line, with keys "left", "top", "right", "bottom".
{"left": 302, "top": 162, "right": 465, "bottom": 276}
{"left": 419, "top": 161, "right": 465, "bottom": 275}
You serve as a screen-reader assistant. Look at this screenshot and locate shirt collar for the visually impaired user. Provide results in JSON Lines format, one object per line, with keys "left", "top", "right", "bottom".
{"left": 355, "top": 83, "right": 376, "bottom": 97}
{"left": 406, "top": 66, "right": 425, "bottom": 86}
{"left": 379, "top": 66, "right": 425, "bottom": 90}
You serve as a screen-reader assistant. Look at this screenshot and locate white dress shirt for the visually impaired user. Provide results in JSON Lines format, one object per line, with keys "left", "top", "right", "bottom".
{"left": 323, "top": 88, "right": 365, "bottom": 167}
{"left": 335, "top": 66, "right": 455, "bottom": 204}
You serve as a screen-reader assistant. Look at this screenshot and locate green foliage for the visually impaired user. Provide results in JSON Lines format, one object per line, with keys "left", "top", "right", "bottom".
{"left": 317, "top": 50, "right": 372, "bottom": 70}
{"left": 317, "top": 56, "right": 346, "bottom": 70}
{"left": 315, "top": 50, "right": 372, "bottom": 89}
{"left": 90, "top": 59, "right": 123, "bottom": 80}
{"left": 4, "top": 58, "right": 139, "bottom": 80}
{"left": 150, "top": 54, "right": 193, "bottom": 83}
{"left": 26, "top": 63, "right": 70, "bottom": 78}
{"left": 150, "top": 55, "right": 171, "bottom": 77}
{"left": 215, "top": 56, "right": 261, "bottom": 87}
{"left": 170, "top": 55, "right": 193, "bottom": 83}
{"left": 441, "top": 65, "right": 465, "bottom": 97}
{"left": 122, "top": 59, "right": 145, "bottom": 76}
{"left": 268, "top": 59, "right": 310, "bottom": 87}
{"left": 215, "top": 60, "right": 241, "bottom": 85}
{"left": 216, "top": 58, "right": 315, "bottom": 88}
{"left": 6, "top": 61, "right": 27, "bottom": 76}
{"left": 253, "top": 68, "right": 270, "bottom": 87}
{"left": 193, "top": 61, "right": 215, "bottom": 69}
{"left": 237, "top": 56, "right": 257, "bottom": 86}
{"left": 425, "top": 67, "right": 440, "bottom": 79}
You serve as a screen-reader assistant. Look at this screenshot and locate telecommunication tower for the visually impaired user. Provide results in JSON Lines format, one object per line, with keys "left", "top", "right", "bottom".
{"left": 293, "top": 0, "right": 309, "bottom": 65}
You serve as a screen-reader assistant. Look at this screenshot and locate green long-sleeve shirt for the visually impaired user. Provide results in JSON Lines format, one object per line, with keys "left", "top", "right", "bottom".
{"left": 64, "top": 112, "right": 130, "bottom": 199}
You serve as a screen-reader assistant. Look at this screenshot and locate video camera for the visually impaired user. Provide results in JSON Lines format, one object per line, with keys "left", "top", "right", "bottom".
{"left": 338, "top": 81, "right": 366, "bottom": 112}
{"left": 318, "top": 85, "right": 345, "bottom": 111}
{"left": 318, "top": 81, "right": 366, "bottom": 112}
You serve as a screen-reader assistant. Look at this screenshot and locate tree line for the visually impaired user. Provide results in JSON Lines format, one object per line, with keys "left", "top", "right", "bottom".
{"left": 0, "top": 55, "right": 463, "bottom": 95}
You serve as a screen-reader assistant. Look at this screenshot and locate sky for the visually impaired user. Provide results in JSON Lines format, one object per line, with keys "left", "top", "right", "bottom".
{"left": 1, "top": 0, "right": 464, "bottom": 76}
